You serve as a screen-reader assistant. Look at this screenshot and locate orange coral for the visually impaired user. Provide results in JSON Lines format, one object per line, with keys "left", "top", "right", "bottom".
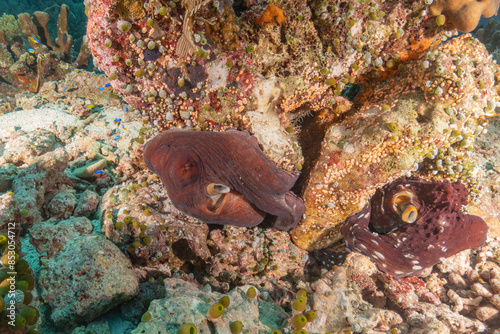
{"left": 256, "top": 4, "right": 285, "bottom": 26}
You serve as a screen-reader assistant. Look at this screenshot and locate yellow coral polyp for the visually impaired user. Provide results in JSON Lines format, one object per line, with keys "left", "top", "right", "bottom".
{"left": 178, "top": 323, "right": 197, "bottom": 334}
{"left": 207, "top": 302, "right": 224, "bottom": 318}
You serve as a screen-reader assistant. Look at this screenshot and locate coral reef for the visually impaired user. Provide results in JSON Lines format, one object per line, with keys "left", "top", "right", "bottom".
{"left": 333, "top": 239, "right": 500, "bottom": 333}
{"left": 341, "top": 177, "right": 488, "bottom": 278}
{"left": 29, "top": 216, "right": 94, "bottom": 257}
{"left": 143, "top": 129, "right": 305, "bottom": 230}
{"left": 0, "top": 4, "right": 91, "bottom": 96}
{"left": 132, "top": 279, "right": 288, "bottom": 333}
{"left": 293, "top": 33, "right": 499, "bottom": 251}
{"left": 86, "top": 0, "right": 454, "bottom": 170}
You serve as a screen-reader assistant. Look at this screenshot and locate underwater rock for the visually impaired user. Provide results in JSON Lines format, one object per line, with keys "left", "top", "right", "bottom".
{"left": 143, "top": 129, "right": 305, "bottom": 230}
{"left": 308, "top": 268, "right": 403, "bottom": 333}
{"left": 0, "top": 128, "right": 58, "bottom": 166}
{"left": 100, "top": 182, "right": 211, "bottom": 269}
{"left": 120, "top": 280, "right": 166, "bottom": 324}
{"left": 38, "top": 71, "right": 115, "bottom": 105}
{"left": 0, "top": 192, "right": 16, "bottom": 230}
{"left": 207, "top": 225, "right": 309, "bottom": 283}
{"left": 38, "top": 234, "right": 139, "bottom": 326}
{"left": 405, "top": 302, "right": 486, "bottom": 333}
{"left": 29, "top": 216, "right": 93, "bottom": 257}
{"left": 475, "top": 18, "right": 500, "bottom": 54}
{"left": 46, "top": 189, "right": 77, "bottom": 219}
{"left": 71, "top": 318, "right": 113, "bottom": 334}
{"left": 341, "top": 177, "right": 488, "bottom": 278}
{"left": 131, "top": 278, "right": 288, "bottom": 334}
{"left": 331, "top": 238, "right": 500, "bottom": 333}
{"left": 0, "top": 163, "right": 17, "bottom": 192}
{"left": 11, "top": 148, "right": 69, "bottom": 230}
{"left": 86, "top": 0, "right": 453, "bottom": 174}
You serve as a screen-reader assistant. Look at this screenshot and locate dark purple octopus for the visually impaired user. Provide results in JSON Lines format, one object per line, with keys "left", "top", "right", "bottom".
{"left": 341, "top": 176, "right": 488, "bottom": 278}
{"left": 143, "top": 129, "right": 306, "bottom": 230}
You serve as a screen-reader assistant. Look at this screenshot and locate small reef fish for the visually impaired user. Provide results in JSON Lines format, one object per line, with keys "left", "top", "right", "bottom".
{"left": 28, "top": 36, "right": 40, "bottom": 44}
{"left": 113, "top": 135, "right": 121, "bottom": 141}
{"left": 27, "top": 48, "right": 35, "bottom": 54}
{"left": 86, "top": 104, "right": 95, "bottom": 109}
{"left": 99, "top": 83, "right": 112, "bottom": 90}
{"left": 70, "top": 68, "right": 78, "bottom": 72}
{"left": 93, "top": 170, "right": 104, "bottom": 175}
{"left": 114, "top": 118, "right": 121, "bottom": 123}
{"left": 63, "top": 86, "right": 69, "bottom": 92}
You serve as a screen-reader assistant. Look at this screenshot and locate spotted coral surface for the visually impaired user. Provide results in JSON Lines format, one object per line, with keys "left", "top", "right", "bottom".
{"left": 38, "top": 234, "right": 139, "bottom": 326}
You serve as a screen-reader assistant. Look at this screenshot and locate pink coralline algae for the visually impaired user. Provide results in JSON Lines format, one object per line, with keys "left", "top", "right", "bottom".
{"left": 143, "top": 129, "right": 305, "bottom": 230}
{"left": 341, "top": 177, "right": 488, "bottom": 278}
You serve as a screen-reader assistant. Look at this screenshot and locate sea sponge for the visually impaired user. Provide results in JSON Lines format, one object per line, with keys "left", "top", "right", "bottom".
{"left": 256, "top": 3, "right": 286, "bottom": 25}
{"left": 429, "top": 0, "right": 500, "bottom": 32}
{"left": 207, "top": 302, "right": 224, "bottom": 318}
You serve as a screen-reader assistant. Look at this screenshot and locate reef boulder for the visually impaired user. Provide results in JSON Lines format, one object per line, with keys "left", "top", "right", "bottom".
{"left": 38, "top": 234, "right": 139, "bottom": 326}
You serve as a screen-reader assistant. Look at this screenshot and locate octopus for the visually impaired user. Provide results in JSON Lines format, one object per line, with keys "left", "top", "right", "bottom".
{"left": 143, "top": 129, "right": 306, "bottom": 230}
{"left": 340, "top": 176, "right": 488, "bottom": 278}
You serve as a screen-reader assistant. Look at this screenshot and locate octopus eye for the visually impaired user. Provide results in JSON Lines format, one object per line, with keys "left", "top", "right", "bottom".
{"left": 206, "top": 183, "right": 230, "bottom": 197}
{"left": 402, "top": 204, "right": 418, "bottom": 223}
{"left": 205, "top": 183, "right": 231, "bottom": 213}
{"left": 170, "top": 153, "right": 200, "bottom": 188}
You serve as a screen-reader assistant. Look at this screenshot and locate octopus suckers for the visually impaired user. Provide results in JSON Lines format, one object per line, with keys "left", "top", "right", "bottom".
{"left": 412, "top": 265, "right": 423, "bottom": 270}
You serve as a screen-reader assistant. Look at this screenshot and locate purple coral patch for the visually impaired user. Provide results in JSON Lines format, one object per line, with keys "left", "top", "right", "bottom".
{"left": 340, "top": 177, "right": 488, "bottom": 278}
{"left": 143, "top": 48, "right": 161, "bottom": 62}
{"left": 162, "top": 65, "right": 206, "bottom": 98}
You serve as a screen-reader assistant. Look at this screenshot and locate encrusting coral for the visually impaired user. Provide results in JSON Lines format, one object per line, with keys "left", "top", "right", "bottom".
{"left": 256, "top": 3, "right": 286, "bottom": 26}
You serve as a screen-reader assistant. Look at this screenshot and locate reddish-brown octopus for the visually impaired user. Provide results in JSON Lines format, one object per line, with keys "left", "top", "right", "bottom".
{"left": 341, "top": 177, "right": 488, "bottom": 278}
{"left": 143, "top": 129, "right": 305, "bottom": 230}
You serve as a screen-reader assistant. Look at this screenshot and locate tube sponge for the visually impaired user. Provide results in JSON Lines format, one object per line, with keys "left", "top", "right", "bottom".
{"left": 207, "top": 302, "right": 224, "bottom": 318}
{"left": 178, "top": 323, "right": 197, "bottom": 334}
